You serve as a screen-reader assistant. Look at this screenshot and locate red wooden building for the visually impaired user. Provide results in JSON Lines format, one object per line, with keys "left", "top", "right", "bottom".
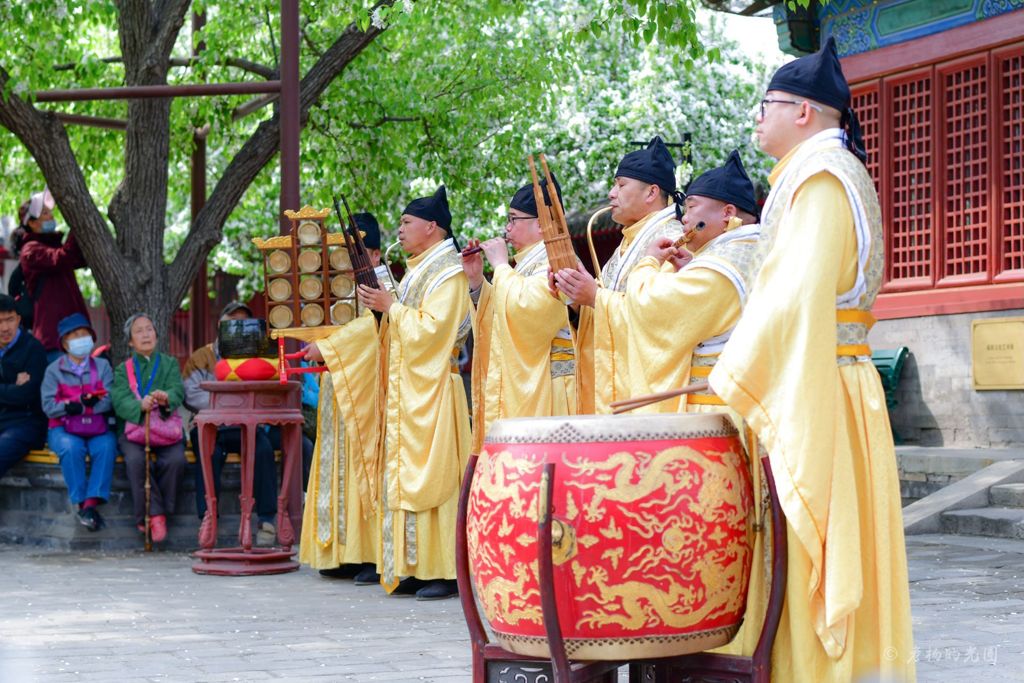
{"left": 769, "top": 1, "right": 1024, "bottom": 447}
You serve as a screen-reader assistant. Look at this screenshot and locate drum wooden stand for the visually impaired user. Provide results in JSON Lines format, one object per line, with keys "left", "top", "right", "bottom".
{"left": 456, "top": 454, "right": 788, "bottom": 683}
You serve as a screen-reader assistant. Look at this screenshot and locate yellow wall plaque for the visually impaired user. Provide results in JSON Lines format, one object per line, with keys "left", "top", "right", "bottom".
{"left": 972, "top": 317, "right": 1024, "bottom": 390}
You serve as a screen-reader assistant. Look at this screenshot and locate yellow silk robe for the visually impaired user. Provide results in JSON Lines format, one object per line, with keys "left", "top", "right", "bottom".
{"left": 622, "top": 225, "right": 769, "bottom": 657}
{"left": 380, "top": 238, "right": 473, "bottom": 588}
{"left": 471, "top": 240, "right": 575, "bottom": 452}
{"left": 299, "top": 314, "right": 381, "bottom": 569}
{"left": 709, "top": 130, "right": 915, "bottom": 682}
{"left": 574, "top": 204, "right": 683, "bottom": 414}
{"left": 620, "top": 223, "right": 762, "bottom": 413}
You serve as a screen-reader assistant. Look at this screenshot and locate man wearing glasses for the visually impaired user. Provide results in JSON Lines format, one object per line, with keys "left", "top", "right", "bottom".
{"left": 708, "top": 37, "right": 915, "bottom": 681}
{"left": 462, "top": 176, "right": 576, "bottom": 452}
{"left": 553, "top": 136, "right": 684, "bottom": 414}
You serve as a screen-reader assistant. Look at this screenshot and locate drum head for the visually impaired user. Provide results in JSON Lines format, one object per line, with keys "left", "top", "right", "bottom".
{"left": 329, "top": 247, "right": 352, "bottom": 271}
{"left": 297, "top": 220, "right": 322, "bottom": 245}
{"left": 297, "top": 250, "right": 322, "bottom": 273}
{"left": 268, "top": 278, "right": 292, "bottom": 302}
{"left": 331, "top": 275, "right": 354, "bottom": 298}
{"left": 301, "top": 303, "right": 324, "bottom": 326}
{"left": 299, "top": 277, "right": 323, "bottom": 300}
{"left": 331, "top": 301, "right": 355, "bottom": 325}
{"left": 485, "top": 412, "right": 736, "bottom": 444}
{"left": 267, "top": 250, "right": 291, "bottom": 274}
{"left": 269, "top": 305, "right": 293, "bottom": 329}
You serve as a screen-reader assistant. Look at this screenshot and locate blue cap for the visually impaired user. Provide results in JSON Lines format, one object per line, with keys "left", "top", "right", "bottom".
{"left": 354, "top": 212, "right": 380, "bottom": 249}
{"left": 685, "top": 150, "right": 759, "bottom": 218}
{"left": 768, "top": 36, "right": 849, "bottom": 112}
{"left": 614, "top": 136, "right": 677, "bottom": 194}
{"left": 403, "top": 185, "right": 452, "bottom": 232}
{"left": 57, "top": 312, "right": 95, "bottom": 342}
{"left": 767, "top": 36, "right": 866, "bottom": 163}
{"left": 510, "top": 173, "right": 562, "bottom": 218}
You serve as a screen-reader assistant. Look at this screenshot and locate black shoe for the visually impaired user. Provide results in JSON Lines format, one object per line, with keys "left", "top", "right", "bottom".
{"left": 92, "top": 508, "right": 107, "bottom": 530}
{"left": 416, "top": 579, "right": 459, "bottom": 601}
{"left": 76, "top": 507, "right": 100, "bottom": 532}
{"left": 318, "top": 564, "right": 361, "bottom": 579}
{"left": 353, "top": 564, "right": 381, "bottom": 585}
{"left": 391, "top": 576, "right": 429, "bottom": 596}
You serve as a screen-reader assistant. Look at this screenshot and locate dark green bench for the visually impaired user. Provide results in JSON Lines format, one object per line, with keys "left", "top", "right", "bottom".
{"left": 871, "top": 347, "right": 909, "bottom": 410}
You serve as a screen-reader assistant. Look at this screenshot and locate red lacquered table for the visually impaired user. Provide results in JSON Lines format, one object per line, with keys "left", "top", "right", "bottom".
{"left": 191, "top": 380, "right": 305, "bottom": 576}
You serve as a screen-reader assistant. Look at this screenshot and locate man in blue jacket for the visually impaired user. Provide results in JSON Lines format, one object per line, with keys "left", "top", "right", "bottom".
{"left": 0, "top": 294, "right": 48, "bottom": 478}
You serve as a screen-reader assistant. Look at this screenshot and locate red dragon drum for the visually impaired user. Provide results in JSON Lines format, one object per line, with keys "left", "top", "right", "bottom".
{"left": 467, "top": 412, "right": 754, "bottom": 660}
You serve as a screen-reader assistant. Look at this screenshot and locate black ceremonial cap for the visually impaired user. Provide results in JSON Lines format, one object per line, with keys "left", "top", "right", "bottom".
{"left": 767, "top": 36, "right": 850, "bottom": 112}
{"left": 509, "top": 173, "right": 562, "bottom": 218}
{"left": 353, "top": 212, "right": 380, "bottom": 249}
{"left": 403, "top": 185, "right": 452, "bottom": 232}
{"left": 614, "top": 136, "right": 677, "bottom": 194}
{"left": 685, "top": 150, "right": 758, "bottom": 218}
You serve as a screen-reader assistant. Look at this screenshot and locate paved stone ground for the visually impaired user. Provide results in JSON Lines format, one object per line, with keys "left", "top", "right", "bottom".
{"left": 1, "top": 533, "right": 1022, "bottom": 682}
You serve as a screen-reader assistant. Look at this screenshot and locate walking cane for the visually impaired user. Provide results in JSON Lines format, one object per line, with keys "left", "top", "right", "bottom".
{"left": 143, "top": 410, "right": 153, "bottom": 552}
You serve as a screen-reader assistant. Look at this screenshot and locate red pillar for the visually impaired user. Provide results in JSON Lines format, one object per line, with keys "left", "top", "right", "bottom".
{"left": 191, "top": 10, "right": 211, "bottom": 348}
{"left": 279, "top": 0, "right": 301, "bottom": 235}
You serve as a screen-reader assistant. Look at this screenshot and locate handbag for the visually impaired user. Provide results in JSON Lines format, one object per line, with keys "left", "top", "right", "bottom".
{"left": 63, "top": 358, "right": 109, "bottom": 438}
{"left": 123, "top": 354, "right": 183, "bottom": 447}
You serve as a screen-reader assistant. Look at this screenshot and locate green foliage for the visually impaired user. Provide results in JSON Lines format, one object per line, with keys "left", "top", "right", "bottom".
{"left": 0, "top": 0, "right": 780, "bottom": 305}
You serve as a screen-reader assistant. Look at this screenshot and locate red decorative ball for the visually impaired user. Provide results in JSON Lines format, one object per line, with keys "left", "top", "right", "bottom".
{"left": 214, "top": 357, "right": 279, "bottom": 381}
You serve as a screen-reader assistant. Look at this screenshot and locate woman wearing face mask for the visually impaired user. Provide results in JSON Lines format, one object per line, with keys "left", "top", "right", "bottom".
{"left": 40, "top": 313, "right": 117, "bottom": 532}
{"left": 15, "top": 187, "right": 91, "bottom": 363}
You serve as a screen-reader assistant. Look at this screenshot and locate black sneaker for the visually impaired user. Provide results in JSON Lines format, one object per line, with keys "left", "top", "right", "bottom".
{"left": 391, "top": 576, "right": 428, "bottom": 596}
{"left": 92, "top": 507, "right": 107, "bottom": 530}
{"left": 353, "top": 564, "right": 381, "bottom": 585}
{"left": 318, "top": 564, "right": 361, "bottom": 579}
{"left": 76, "top": 507, "right": 100, "bottom": 532}
{"left": 415, "top": 579, "right": 459, "bottom": 601}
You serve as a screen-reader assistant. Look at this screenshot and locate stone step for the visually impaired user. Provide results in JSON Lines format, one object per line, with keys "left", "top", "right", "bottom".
{"left": 0, "top": 460, "right": 294, "bottom": 552}
{"left": 940, "top": 507, "right": 1024, "bottom": 539}
{"left": 897, "top": 446, "right": 1024, "bottom": 504}
{"left": 989, "top": 483, "right": 1024, "bottom": 508}
{"left": 0, "top": 508, "right": 248, "bottom": 552}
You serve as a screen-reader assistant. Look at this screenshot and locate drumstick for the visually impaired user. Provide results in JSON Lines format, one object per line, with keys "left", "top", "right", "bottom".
{"left": 609, "top": 381, "right": 711, "bottom": 414}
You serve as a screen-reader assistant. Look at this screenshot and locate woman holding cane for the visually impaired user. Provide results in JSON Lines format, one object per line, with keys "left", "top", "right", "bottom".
{"left": 111, "top": 313, "right": 186, "bottom": 545}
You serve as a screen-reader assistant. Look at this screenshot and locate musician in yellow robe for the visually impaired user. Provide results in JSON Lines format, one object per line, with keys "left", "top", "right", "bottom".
{"left": 300, "top": 212, "right": 385, "bottom": 585}
{"left": 708, "top": 38, "right": 915, "bottom": 681}
{"left": 463, "top": 176, "right": 575, "bottom": 451}
{"left": 553, "top": 136, "right": 683, "bottom": 414}
{"left": 355, "top": 185, "right": 472, "bottom": 601}
{"left": 626, "top": 150, "right": 770, "bottom": 658}
{"left": 620, "top": 150, "right": 761, "bottom": 416}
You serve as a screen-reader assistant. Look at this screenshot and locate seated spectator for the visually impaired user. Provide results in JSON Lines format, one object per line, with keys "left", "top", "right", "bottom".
{"left": 41, "top": 313, "right": 117, "bottom": 532}
{"left": 0, "top": 294, "right": 47, "bottom": 479}
{"left": 14, "top": 188, "right": 90, "bottom": 363}
{"left": 183, "top": 301, "right": 278, "bottom": 546}
{"left": 110, "top": 313, "right": 186, "bottom": 544}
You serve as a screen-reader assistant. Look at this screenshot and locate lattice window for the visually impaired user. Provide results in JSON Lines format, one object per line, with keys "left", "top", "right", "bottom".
{"left": 1000, "top": 49, "right": 1024, "bottom": 275}
{"left": 852, "top": 84, "right": 881, "bottom": 195}
{"left": 888, "top": 75, "right": 933, "bottom": 283}
{"left": 941, "top": 62, "right": 989, "bottom": 279}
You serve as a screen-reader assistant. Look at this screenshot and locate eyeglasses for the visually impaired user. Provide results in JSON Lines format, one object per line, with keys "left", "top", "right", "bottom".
{"left": 759, "top": 98, "right": 823, "bottom": 119}
{"left": 506, "top": 215, "right": 533, "bottom": 225}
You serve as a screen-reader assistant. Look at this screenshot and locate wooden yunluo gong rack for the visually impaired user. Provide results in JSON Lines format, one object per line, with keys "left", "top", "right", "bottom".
{"left": 252, "top": 206, "right": 360, "bottom": 383}
{"left": 456, "top": 454, "right": 788, "bottom": 683}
